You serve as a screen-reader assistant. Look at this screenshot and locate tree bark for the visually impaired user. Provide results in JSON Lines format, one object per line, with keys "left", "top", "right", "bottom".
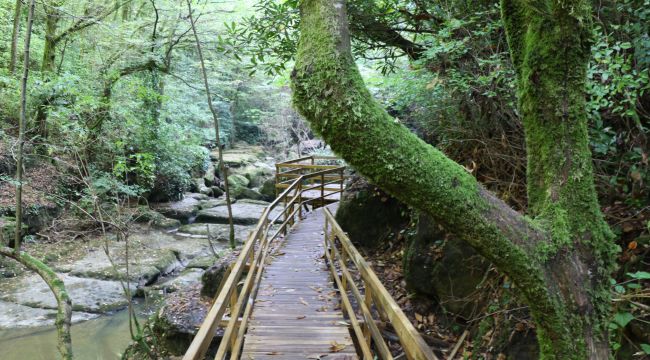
{"left": 187, "top": 0, "right": 236, "bottom": 249}
{"left": 0, "top": 248, "right": 73, "bottom": 359}
{"left": 291, "top": 0, "right": 616, "bottom": 358}
{"left": 9, "top": 0, "right": 22, "bottom": 75}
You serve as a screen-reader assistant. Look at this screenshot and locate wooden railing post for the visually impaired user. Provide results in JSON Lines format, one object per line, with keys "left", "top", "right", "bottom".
{"left": 321, "top": 173, "right": 325, "bottom": 208}
{"left": 362, "top": 281, "right": 373, "bottom": 348}
{"left": 298, "top": 182, "right": 303, "bottom": 220}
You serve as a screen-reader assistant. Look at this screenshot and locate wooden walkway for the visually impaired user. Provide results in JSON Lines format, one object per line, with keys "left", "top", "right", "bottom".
{"left": 240, "top": 207, "right": 357, "bottom": 359}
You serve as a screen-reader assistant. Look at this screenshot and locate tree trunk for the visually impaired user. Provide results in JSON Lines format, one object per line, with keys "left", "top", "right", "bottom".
{"left": 290, "top": 0, "right": 616, "bottom": 358}
{"left": 187, "top": 0, "right": 237, "bottom": 249}
{"left": 9, "top": 0, "right": 22, "bottom": 75}
{"left": 15, "top": 0, "right": 36, "bottom": 252}
{"left": 42, "top": 2, "right": 61, "bottom": 73}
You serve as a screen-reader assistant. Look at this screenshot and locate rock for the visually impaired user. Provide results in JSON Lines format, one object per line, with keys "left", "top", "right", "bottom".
{"left": 233, "top": 163, "right": 274, "bottom": 188}
{"left": 335, "top": 175, "right": 409, "bottom": 248}
{"left": 132, "top": 207, "right": 180, "bottom": 230}
{"left": 201, "top": 252, "right": 238, "bottom": 297}
{"left": 403, "top": 213, "right": 491, "bottom": 319}
{"left": 153, "top": 217, "right": 181, "bottom": 230}
{"left": 153, "top": 269, "right": 204, "bottom": 293}
{"left": 198, "top": 198, "right": 228, "bottom": 210}
{"left": 0, "top": 217, "right": 27, "bottom": 247}
{"left": 56, "top": 246, "right": 181, "bottom": 286}
{"left": 186, "top": 256, "right": 219, "bottom": 269}
{"left": 152, "top": 196, "right": 201, "bottom": 223}
{"left": 186, "top": 193, "right": 210, "bottom": 201}
{"left": 227, "top": 174, "right": 249, "bottom": 188}
{"left": 231, "top": 187, "right": 265, "bottom": 201}
{"left": 1, "top": 274, "right": 134, "bottom": 313}
{"left": 204, "top": 163, "right": 217, "bottom": 187}
{"left": 259, "top": 178, "right": 277, "bottom": 201}
{"left": 22, "top": 204, "right": 61, "bottom": 234}
{"left": 214, "top": 152, "right": 258, "bottom": 168}
{"left": 237, "top": 199, "right": 271, "bottom": 206}
{"left": 149, "top": 285, "right": 218, "bottom": 355}
{"left": 190, "top": 178, "right": 212, "bottom": 197}
{"left": 176, "top": 223, "right": 253, "bottom": 243}
{"left": 210, "top": 186, "right": 224, "bottom": 197}
{"left": 195, "top": 203, "right": 281, "bottom": 225}
{"left": 0, "top": 300, "right": 98, "bottom": 328}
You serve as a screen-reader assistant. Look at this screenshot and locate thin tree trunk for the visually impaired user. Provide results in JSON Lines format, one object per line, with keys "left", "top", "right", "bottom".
{"left": 14, "top": 0, "right": 36, "bottom": 252}
{"left": 291, "top": 0, "right": 615, "bottom": 358}
{"left": 9, "top": 0, "right": 22, "bottom": 75}
{"left": 0, "top": 247, "right": 73, "bottom": 359}
{"left": 186, "top": 0, "right": 236, "bottom": 248}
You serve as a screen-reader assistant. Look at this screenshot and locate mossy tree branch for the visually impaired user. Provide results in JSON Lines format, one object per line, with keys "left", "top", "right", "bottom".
{"left": 291, "top": 0, "right": 616, "bottom": 358}
{"left": 0, "top": 248, "right": 73, "bottom": 359}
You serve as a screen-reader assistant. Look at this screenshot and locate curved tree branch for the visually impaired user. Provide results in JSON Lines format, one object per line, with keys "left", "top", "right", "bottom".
{"left": 0, "top": 248, "right": 73, "bottom": 359}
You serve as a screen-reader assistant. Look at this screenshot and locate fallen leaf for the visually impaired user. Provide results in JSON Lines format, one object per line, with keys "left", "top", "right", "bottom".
{"left": 329, "top": 341, "right": 346, "bottom": 352}
{"left": 266, "top": 351, "right": 283, "bottom": 355}
{"left": 300, "top": 297, "right": 309, "bottom": 306}
{"left": 296, "top": 315, "right": 306, "bottom": 319}
{"left": 307, "top": 354, "right": 323, "bottom": 359}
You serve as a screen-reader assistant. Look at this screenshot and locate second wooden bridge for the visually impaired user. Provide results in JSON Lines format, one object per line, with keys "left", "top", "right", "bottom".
{"left": 183, "top": 156, "right": 437, "bottom": 360}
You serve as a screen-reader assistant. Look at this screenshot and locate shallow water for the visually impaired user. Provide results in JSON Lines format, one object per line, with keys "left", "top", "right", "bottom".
{"left": 0, "top": 308, "right": 146, "bottom": 360}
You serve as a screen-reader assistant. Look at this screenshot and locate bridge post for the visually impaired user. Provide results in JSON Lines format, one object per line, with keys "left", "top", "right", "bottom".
{"left": 362, "top": 282, "right": 373, "bottom": 348}
{"left": 320, "top": 173, "right": 325, "bottom": 208}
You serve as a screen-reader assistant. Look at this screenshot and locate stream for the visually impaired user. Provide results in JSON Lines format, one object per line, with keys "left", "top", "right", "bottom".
{"left": 0, "top": 305, "right": 148, "bottom": 360}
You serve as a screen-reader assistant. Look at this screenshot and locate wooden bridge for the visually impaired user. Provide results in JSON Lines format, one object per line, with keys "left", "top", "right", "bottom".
{"left": 183, "top": 156, "right": 437, "bottom": 360}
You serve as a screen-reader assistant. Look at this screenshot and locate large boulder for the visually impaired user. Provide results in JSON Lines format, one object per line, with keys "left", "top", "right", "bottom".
{"left": 195, "top": 203, "right": 280, "bottom": 225}
{"left": 335, "top": 175, "right": 409, "bottom": 248}
{"left": 152, "top": 196, "right": 201, "bottom": 224}
{"left": 403, "top": 213, "right": 491, "bottom": 319}
{"left": 259, "top": 177, "right": 276, "bottom": 201}
{"left": 227, "top": 174, "right": 249, "bottom": 188}
{"left": 204, "top": 162, "right": 217, "bottom": 187}
{"left": 231, "top": 187, "right": 265, "bottom": 201}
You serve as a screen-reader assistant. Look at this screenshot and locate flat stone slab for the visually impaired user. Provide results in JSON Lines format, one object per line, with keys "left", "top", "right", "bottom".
{"left": 176, "top": 223, "right": 253, "bottom": 243}
{"left": 1, "top": 274, "right": 132, "bottom": 313}
{"left": 152, "top": 196, "right": 201, "bottom": 223}
{"left": 0, "top": 300, "right": 98, "bottom": 328}
{"left": 195, "top": 203, "right": 282, "bottom": 225}
{"left": 56, "top": 246, "right": 180, "bottom": 285}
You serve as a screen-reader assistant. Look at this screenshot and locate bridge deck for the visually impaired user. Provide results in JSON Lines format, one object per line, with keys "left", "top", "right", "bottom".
{"left": 240, "top": 207, "right": 357, "bottom": 359}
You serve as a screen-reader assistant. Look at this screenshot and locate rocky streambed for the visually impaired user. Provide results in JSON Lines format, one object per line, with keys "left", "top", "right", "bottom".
{"left": 0, "top": 145, "right": 283, "bottom": 359}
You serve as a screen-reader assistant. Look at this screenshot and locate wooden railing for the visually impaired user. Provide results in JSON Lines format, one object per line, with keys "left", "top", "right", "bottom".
{"left": 323, "top": 208, "right": 438, "bottom": 360}
{"left": 182, "top": 166, "right": 346, "bottom": 360}
{"left": 275, "top": 155, "right": 344, "bottom": 199}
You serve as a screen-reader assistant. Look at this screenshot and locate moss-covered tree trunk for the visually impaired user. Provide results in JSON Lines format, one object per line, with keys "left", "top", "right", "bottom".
{"left": 291, "top": 0, "right": 616, "bottom": 358}
{"left": 0, "top": 248, "right": 73, "bottom": 359}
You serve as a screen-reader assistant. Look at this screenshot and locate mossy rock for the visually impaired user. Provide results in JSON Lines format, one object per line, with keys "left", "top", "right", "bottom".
{"left": 231, "top": 186, "right": 265, "bottom": 201}
{"left": 0, "top": 217, "right": 27, "bottom": 246}
{"left": 259, "top": 178, "right": 277, "bottom": 201}
{"left": 227, "top": 174, "right": 249, "bottom": 188}
{"left": 201, "top": 251, "right": 237, "bottom": 298}
{"left": 403, "top": 213, "right": 491, "bottom": 319}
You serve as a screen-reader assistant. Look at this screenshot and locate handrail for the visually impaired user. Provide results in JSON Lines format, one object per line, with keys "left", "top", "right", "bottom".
{"left": 323, "top": 208, "right": 438, "bottom": 360}
{"left": 182, "top": 164, "right": 346, "bottom": 360}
